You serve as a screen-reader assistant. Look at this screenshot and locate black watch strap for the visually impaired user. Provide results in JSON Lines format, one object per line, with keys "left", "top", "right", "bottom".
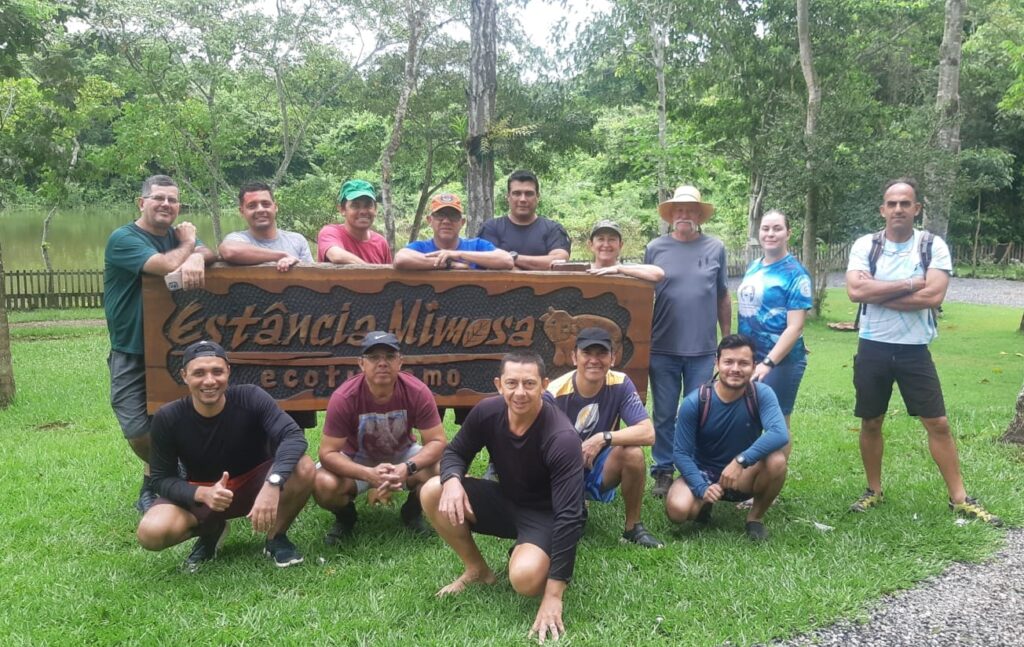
{"left": 405, "top": 460, "right": 418, "bottom": 475}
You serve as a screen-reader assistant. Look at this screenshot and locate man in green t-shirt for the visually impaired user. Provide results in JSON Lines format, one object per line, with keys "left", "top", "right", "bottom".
{"left": 104, "top": 174, "right": 216, "bottom": 513}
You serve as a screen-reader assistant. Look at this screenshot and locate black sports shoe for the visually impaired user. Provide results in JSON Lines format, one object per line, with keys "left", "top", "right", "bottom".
{"left": 135, "top": 475, "right": 157, "bottom": 514}
{"left": 745, "top": 520, "right": 769, "bottom": 542}
{"left": 651, "top": 471, "right": 673, "bottom": 498}
{"left": 695, "top": 503, "right": 714, "bottom": 525}
{"left": 183, "top": 520, "right": 229, "bottom": 573}
{"left": 400, "top": 493, "right": 432, "bottom": 536}
{"left": 325, "top": 502, "right": 357, "bottom": 545}
{"left": 264, "top": 533, "right": 304, "bottom": 568}
{"left": 621, "top": 522, "right": 664, "bottom": 548}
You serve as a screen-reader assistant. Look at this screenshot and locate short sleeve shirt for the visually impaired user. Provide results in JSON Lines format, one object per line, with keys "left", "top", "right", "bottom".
{"left": 478, "top": 216, "right": 571, "bottom": 256}
{"left": 316, "top": 224, "right": 393, "bottom": 264}
{"left": 104, "top": 223, "right": 197, "bottom": 355}
{"left": 737, "top": 254, "right": 812, "bottom": 363}
{"left": 643, "top": 234, "right": 728, "bottom": 356}
{"left": 406, "top": 237, "right": 497, "bottom": 269}
{"left": 847, "top": 229, "right": 951, "bottom": 345}
{"left": 223, "top": 229, "right": 313, "bottom": 263}
{"left": 323, "top": 372, "right": 441, "bottom": 463}
{"left": 547, "top": 370, "right": 649, "bottom": 441}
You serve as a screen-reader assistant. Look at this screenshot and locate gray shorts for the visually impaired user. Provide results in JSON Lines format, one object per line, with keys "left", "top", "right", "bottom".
{"left": 317, "top": 444, "right": 421, "bottom": 495}
{"left": 108, "top": 351, "right": 151, "bottom": 439}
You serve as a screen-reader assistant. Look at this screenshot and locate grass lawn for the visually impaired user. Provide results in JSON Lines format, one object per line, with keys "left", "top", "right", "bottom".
{"left": 1, "top": 290, "right": 1021, "bottom": 646}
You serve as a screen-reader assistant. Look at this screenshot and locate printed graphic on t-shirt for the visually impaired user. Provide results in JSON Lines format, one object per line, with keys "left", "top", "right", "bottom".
{"left": 357, "top": 410, "right": 412, "bottom": 461}
{"left": 573, "top": 403, "right": 600, "bottom": 441}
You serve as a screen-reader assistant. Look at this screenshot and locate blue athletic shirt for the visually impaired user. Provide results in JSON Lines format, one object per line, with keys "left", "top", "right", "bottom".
{"left": 406, "top": 237, "right": 497, "bottom": 269}
{"left": 547, "top": 370, "right": 649, "bottom": 442}
{"left": 737, "top": 253, "right": 812, "bottom": 363}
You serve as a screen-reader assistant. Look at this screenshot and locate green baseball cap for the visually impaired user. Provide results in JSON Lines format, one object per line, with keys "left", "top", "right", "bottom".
{"left": 338, "top": 179, "right": 377, "bottom": 204}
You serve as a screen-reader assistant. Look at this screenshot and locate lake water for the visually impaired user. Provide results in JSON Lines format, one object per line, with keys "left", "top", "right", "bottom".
{"left": 0, "top": 206, "right": 250, "bottom": 270}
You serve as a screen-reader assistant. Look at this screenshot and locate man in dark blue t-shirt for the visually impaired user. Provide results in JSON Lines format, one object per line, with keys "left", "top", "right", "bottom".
{"left": 394, "top": 193, "right": 513, "bottom": 270}
{"left": 478, "top": 170, "right": 570, "bottom": 270}
{"left": 548, "top": 327, "right": 663, "bottom": 548}
{"left": 664, "top": 334, "right": 788, "bottom": 541}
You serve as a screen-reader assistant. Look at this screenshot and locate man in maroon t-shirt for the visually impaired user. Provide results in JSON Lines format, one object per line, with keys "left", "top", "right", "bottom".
{"left": 313, "top": 331, "right": 446, "bottom": 542}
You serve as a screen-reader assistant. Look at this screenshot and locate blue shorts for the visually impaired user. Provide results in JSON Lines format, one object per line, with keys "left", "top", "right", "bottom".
{"left": 698, "top": 468, "right": 750, "bottom": 502}
{"left": 584, "top": 446, "right": 615, "bottom": 504}
{"left": 760, "top": 354, "right": 807, "bottom": 416}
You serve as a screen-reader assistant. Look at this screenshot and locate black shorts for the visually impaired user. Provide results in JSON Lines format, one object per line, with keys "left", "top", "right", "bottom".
{"left": 461, "top": 477, "right": 552, "bottom": 556}
{"left": 155, "top": 460, "right": 272, "bottom": 532}
{"left": 852, "top": 339, "right": 946, "bottom": 419}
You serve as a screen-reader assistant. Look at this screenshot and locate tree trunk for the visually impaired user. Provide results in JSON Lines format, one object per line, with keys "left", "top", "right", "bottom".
{"left": 923, "top": 0, "right": 965, "bottom": 238}
{"left": 649, "top": 5, "right": 670, "bottom": 205}
{"left": 747, "top": 171, "right": 766, "bottom": 247}
{"left": 380, "top": 2, "right": 426, "bottom": 251}
{"left": 972, "top": 193, "right": 981, "bottom": 270}
{"left": 0, "top": 241, "right": 15, "bottom": 408}
{"left": 797, "top": 0, "right": 822, "bottom": 316}
{"left": 465, "top": 0, "right": 497, "bottom": 237}
{"left": 1001, "top": 380, "right": 1024, "bottom": 444}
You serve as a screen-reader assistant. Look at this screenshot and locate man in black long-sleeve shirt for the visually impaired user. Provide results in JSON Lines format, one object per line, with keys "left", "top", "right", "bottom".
{"left": 137, "top": 340, "right": 315, "bottom": 571}
{"left": 421, "top": 351, "right": 585, "bottom": 644}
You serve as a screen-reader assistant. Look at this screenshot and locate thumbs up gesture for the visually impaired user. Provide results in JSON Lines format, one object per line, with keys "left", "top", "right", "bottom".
{"left": 203, "top": 472, "right": 234, "bottom": 511}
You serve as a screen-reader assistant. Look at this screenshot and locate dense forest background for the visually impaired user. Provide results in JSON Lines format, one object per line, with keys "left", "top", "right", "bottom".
{"left": 1, "top": 0, "right": 1022, "bottom": 261}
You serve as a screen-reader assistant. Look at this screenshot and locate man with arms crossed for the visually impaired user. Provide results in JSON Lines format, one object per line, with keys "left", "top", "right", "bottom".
{"left": 479, "top": 170, "right": 570, "bottom": 270}
{"left": 104, "top": 174, "right": 216, "bottom": 513}
{"left": 314, "top": 332, "right": 446, "bottom": 541}
{"left": 219, "top": 181, "right": 313, "bottom": 271}
{"left": 548, "top": 327, "right": 663, "bottom": 548}
{"left": 137, "top": 341, "right": 316, "bottom": 570}
{"left": 845, "top": 177, "right": 1000, "bottom": 525}
{"left": 421, "top": 351, "right": 585, "bottom": 643}
{"left": 394, "top": 192, "right": 513, "bottom": 270}
{"left": 644, "top": 185, "right": 731, "bottom": 498}
{"left": 317, "top": 179, "right": 392, "bottom": 264}
{"left": 665, "top": 334, "right": 789, "bottom": 541}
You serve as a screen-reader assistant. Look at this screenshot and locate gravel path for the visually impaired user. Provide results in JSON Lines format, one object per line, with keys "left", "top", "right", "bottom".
{"left": 728, "top": 274, "right": 1024, "bottom": 309}
{"left": 772, "top": 529, "right": 1024, "bottom": 647}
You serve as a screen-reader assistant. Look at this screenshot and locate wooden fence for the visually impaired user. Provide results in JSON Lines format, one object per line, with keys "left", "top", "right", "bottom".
{"left": 4, "top": 269, "right": 105, "bottom": 310}
{"left": 1, "top": 240, "right": 1019, "bottom": 311}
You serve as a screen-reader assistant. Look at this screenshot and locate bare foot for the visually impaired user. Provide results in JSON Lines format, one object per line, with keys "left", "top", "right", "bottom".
{"left": 436, "top": 568, "right": 497, "bottom": 597}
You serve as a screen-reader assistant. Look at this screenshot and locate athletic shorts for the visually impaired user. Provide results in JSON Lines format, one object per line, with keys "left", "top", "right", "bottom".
{"left": 155, "top": 460, "right": 272, "bottom": 530}
{"left": 698, "top": 468, "right": 751, "bottom": 502}
{"left": 461, "top": 477, "right": 553, "bottom": 556}
{"left": 108, "top": 351, "right": 151, "bottom": 439}
{"left": 315, "top": 444, "right": 421, "bottom": 495}
{"left": 852, "top": 339, "right": 945, "bottom": 419}
{"left": 584, "top": 446, "right": 615, "bottom": 504}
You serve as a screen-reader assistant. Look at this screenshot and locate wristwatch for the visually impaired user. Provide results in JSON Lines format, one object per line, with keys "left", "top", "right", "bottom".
{"left": 736, "top": 455, "right": 752, "bottom": 469}
{"left": 762, "top": 357, "right": 776, "bottom": 368}
{"left": 405, "top": 460, "right": 418, "bottom": 475}
{"left": 509, "top": 251, "right": 519, "bottom": 265}
{"left": 602, "top": 431, "right": 613, "bottom": 448}
{"left": 267, "top": 473, "right": 284, "bottom": 487}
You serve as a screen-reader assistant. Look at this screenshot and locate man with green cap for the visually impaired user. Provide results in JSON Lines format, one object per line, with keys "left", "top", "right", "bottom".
{"left": 317, "top": 179, "right": 393, "bottom": 264}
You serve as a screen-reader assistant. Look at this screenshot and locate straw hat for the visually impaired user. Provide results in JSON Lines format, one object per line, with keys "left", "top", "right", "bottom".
{"left": 658, "top": 185, "right": 714, "bottom": 224}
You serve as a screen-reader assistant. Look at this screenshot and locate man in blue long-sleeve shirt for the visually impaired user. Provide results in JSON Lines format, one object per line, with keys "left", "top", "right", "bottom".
{"left": 665, "top": 334, "right": 789, "bottom": 541}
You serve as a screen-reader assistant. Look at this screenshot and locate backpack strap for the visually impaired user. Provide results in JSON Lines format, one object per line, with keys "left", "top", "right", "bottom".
{"left": 698, "top": 379, "right": 761, "bottom": 431}
{"left": 855, "top": 230, "right": 887, "bottom": 330}
{"left": 917, "top": 230, "right": 938, "bottom": 328}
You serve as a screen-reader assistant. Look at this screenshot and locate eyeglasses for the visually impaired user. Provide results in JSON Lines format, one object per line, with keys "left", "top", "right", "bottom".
{"left": 363, "top": 352, "right": 399, "bottom": 363}
{"left": 431, "top": 212, "right": 463, "bottom": 222}
{"left": 143, "top": 195, "right": 180, "bottom": 205}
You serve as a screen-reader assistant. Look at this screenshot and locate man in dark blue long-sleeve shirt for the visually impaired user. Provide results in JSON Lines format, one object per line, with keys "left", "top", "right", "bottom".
{"left": 665, "top": 334, "right": 789, "bottom": 541}
{"left": 421, "top": 351, "right": 585, "bottom": 644}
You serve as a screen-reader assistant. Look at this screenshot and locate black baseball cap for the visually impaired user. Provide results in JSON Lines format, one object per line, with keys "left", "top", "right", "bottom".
{"left": 360, "top": 331, "right": 401, "bottom": 353}
{"left": 182, "top": 340, "right": 228, "bottom": 366}
{"left": 575, "top": 327, "right": 612, "bottom": 351}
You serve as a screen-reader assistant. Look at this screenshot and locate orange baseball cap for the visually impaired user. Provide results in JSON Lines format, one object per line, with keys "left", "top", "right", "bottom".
{"left": 429, "top": 193, "right": 463, "bottom": 215}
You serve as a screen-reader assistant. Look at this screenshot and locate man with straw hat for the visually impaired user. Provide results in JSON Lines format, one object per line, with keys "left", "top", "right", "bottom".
{"left": 643, "top": 185, "right": 731, "bottom": 498}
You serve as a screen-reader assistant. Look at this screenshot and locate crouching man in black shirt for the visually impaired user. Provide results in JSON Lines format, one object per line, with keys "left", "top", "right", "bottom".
{"left": 137, "top": 340, "right": 315, "bottom": 571}
{"left": 421, "top": 351, "right": 585, "bottom": 643}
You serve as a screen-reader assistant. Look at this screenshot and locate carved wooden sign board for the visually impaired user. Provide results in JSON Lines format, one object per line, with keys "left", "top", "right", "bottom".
{"left": 143, "top": 265, "right": 654, "bottom": 414}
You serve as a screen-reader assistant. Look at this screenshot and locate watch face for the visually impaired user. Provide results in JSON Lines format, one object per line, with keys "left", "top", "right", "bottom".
{"left": 269, "top": 473, "right": 283, "bottom": 485}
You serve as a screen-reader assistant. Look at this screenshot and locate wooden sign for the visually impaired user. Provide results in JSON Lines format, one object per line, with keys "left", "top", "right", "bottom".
{"left": 143, "top": 264, "right": 654, "bottom": 413}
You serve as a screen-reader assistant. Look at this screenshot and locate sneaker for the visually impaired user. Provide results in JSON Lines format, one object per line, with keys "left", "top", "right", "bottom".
{"left": 135, "top": 475, "right": 158, "bottom": 514}
{"left": 651, "top": 471, "right": 673, "bottom": 498}
{"left": 325, "top": 502, "right": 357, "bottom": 545}
{"left": 745, "top": 520, "right": 769, "bottom": 542}
{"left": 621, "top": 522, "right": 664, "bottom": 548}
{"left": 400, "top": 495, "right": 432, "bottom": 536}
{"left": 695, "top": 503, "right": 713, "bottom": 525}
{"left": 950, "top": 496, "right": 1003, "bottom": 527}
{"left": 264, "top": 533, "right": 304, "bottom": 568}
{"left": 849, "top": 488, "right": 884, "bottom": 513}
{"left": 183, "top": 520, "right": 229, "bottom": 573}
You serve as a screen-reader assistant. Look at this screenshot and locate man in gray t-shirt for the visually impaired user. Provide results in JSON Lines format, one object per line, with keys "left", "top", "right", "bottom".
{"left": 643, "top": 185, "right": 731, "bottom": 498}
{"left": 219, "top": 181, "right": 313, "bottom": 272}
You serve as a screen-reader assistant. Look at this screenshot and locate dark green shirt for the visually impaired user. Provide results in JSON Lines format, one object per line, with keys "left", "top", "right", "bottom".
{"left": 103, "top": 223, "right": 184, "bottom": 355}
